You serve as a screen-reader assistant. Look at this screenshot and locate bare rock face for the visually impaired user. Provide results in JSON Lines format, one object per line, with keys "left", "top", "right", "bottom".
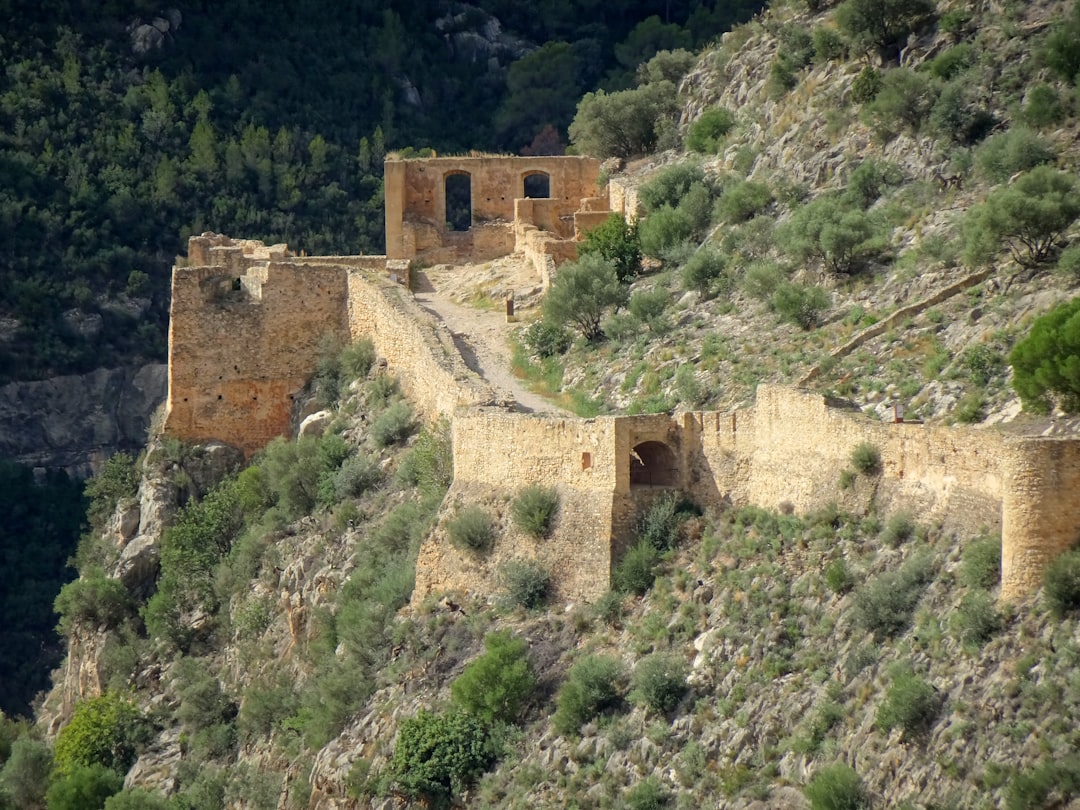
{"left": 0, "top": 364, "right": 166, "bottom": 475}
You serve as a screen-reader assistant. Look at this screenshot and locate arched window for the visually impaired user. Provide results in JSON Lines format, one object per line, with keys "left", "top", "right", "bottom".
{"left": 445, "top": 172, "right": 472, "bottom": 231}
{"left": 629, "top": 441, "right": 678, "bottom": 487}
{"left": 523, "top": 172, "right": 551, "bottom": 199}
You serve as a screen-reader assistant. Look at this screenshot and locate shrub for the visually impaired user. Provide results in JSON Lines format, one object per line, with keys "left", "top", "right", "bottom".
{"left": 639, "top": 164, "right": 712, "bottom": 212}
{"left": 1042, "top": 4, "right": 1080, "bottom": 83}
{"left": 853, "top": 552, "right": 935, "bottom": 638}
{"left": 578, "top": 213, "right": 642, "bottom": 282}
{"left": 365, "top": 374, "right": 399, "bottom": 409}
{"left": 387, "top": 710, "right": 496, "bottom": 806}
{"left": 103, "top": 788, "right": 171, "bottom": 810}
{"left": 553, "top": 655, "right": 625, "bottom": 734}
{"left": 1057, "top": 244, "right": 1080, "bottom": 279}
{"left": 500, "top": 559, "right": 551, "bottom": 609}
{"left": 927, "top": 42, "right": 975, "bottom": 80}
{"left": 521, "top": 320, "right": 571, "bottom": 358}
{"left": 510, "top": 485, "right": 559, "bottom": 538}
{"left": 639, "top": 206, "right": 697, "bottom": 259}
{"left": 0, "top": 736, "right": 52, "bottom": 809}
{"left": 835, "top": 0, "right": 936, "bottom": 61}
{"left": 54, "top": 572, "right": 134, "bottom": 635}
{"left": 543, "top": 254, "right": 628, "bottom": 342}
{"left": 863, "top": 67, "right": 937, "bottom": 138}
{"left": 951, "top": 591, "right": 1002, "bottom": 650}
{"left": 825, "top": 559, "right": 856, "bottom": 594}
{"left": 880, "top": 511, "right": 915, "bottom": 548}
{"left": 772, "top": 283, "right": 830, "bottom": 330}
{"left": 928, "top": 80, "right": 996, "bottom": 146}
{"left": 681, "top": 247, "right": 729, "bottom": 298}
{"left": 45, "top": 763, "right": 123, "bottom": 810}
{"left": 628, "top": 289, "right": 671, "bottom": 332}
{"left": 395, "top": 418, "right": 453, "bottom": 495}
{"left": 54, "top": 693, "right": 146, "bottom": 775}
{"left": 960, "top": 535, "right": 1001, "bottom": 590}
{"left": 370, "top": 400, "right": 414, "bottom": 447}
{"left": 593, "top": 590, "right": 625, "bottom": 625}
{"left": 625, "top": 777, "right": 672, "bottom": 810}
{"left": 743, "top": 261, "right": 786, "bottom": 301}
{"left": 964, "top": 166, "right": 1080, "bottom": 268}
{"left": 804, "top": 763, "right": 868, "bottom": 810}
{"left": 850, "top": 66, "right": 882, "bottom": 104}
{"left": 844, "top": 159, "right": 902, "bottom": 210}
{"left": 638, "top": 493, "right": 684, "bottom": 551}
{"left": 780, "top": 197, "right": 883, "bottom": 274}
{"left": 686, "top": 107, "right": 736, "bottom": 153}
{"left": 446, "top": 506, "right": 495, "bottom": 553}
{"left": 340, "top": 337, "right": 376, "bottom": 381}
{"left": 875, "top": 668, "right": 941, "bottom": 737}
{"left": 813, "top": 26, "right": 847, "bottom": 62}
{"left": 1043, "top": 548, "right": 1080, "bottom": 617}
{"left": 974, "top": 128, "right": 1056, "bottom": 183}
{"left": 630, "top": 653, "right": 689, "bottom": 714}
{"left": 850, "top": 442, "right": 881, "bottom": 475}
{"left": 716, "top": 179, "right": 773, "bottom": 223}
{"left": 85, "top": 452, "right": 138, "bottom": 528}
{"left": 962, "top": 345, "right": 1004, "bottom": 387}
{"left": 569, "top": 82, "right": 680, "bottom": 159}
{"left": 1006, "top": 757, "right": 1080, "bottom": 810}
{"left": 451, "top": 631, "right": 536, "bottom": 724}
{"left": 614, "top": 540, "right": 660, "bottom": 595}
{"left": 329, "top": 453, "right": 382, "bottom": 502}
{"left": 1021, "top": 84, "right": 1065, "bottom": 129}
{"left": 1009, "top": 296, "right": 1080, "bottom": 413}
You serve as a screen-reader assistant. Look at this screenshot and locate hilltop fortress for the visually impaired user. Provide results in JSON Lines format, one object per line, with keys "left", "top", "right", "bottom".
{"left": 162, "top": 154, "right": 1080, "bottom": 605}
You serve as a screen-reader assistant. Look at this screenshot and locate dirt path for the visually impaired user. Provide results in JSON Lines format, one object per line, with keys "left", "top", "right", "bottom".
{"left": 410, "top": 258, "right": 570, "bottom": 415}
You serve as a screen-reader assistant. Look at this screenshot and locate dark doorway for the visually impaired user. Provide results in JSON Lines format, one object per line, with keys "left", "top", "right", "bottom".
{"left": 630, "top": 441, "right": 678, "bottom": 487}
{"left": 523, "top": 172, "right": 551, "bottom": 199}
{"left": 445, "top": 173, "right": 471, "bottom": 231}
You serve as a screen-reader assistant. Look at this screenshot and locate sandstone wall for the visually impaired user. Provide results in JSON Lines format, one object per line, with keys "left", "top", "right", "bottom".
{"left": 345, "top": 271, "right": 493, "bottom": 421}
{"left": 164, "top": 261, "right": 349, "bottom": 456}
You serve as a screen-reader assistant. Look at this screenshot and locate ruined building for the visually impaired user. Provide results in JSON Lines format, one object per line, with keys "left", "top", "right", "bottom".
{"left": 162, "top": 154, "right": 1080, "bottom": 604}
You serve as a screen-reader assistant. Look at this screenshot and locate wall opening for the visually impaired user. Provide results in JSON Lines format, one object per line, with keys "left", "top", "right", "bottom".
{"left": 445, "top": 172, "right": 472, "bottom": 231}
{"left": 523, "top": 172, "right": 551, "bottom": 199}
{"left": 629, "top": 441, "right": 678, "bottom": 488}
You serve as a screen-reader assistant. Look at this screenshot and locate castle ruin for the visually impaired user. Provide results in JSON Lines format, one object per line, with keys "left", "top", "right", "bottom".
{"left": 162, "top": 154, "right": 1080, "bottom": 604}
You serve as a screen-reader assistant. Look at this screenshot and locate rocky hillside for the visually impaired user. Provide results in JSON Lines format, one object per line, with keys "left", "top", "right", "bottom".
{"left": 8, "top": 1, "right": 1080, "bottom": 809}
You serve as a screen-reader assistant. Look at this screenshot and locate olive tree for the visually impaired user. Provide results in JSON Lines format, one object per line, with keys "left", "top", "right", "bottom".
{"left": 542, "top": 254, "right": 627, "bottom": 341}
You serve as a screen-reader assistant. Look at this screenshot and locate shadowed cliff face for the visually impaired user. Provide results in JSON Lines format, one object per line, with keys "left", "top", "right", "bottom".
{"left": 0, "top": 364, "right": 167, "bottom": 475}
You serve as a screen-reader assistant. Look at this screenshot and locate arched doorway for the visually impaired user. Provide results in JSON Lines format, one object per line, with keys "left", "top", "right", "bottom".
{"left": 629, "top": 441, "right": 678, "bottom": 487}
{"left": 445, "top": 172, "right": 472, "bottom": 231}
{"left": 523, "top": 171, "right": 551, "bottom": 199}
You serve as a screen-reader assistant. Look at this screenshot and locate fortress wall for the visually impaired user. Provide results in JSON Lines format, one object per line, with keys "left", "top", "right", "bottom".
{"left": 345, "top": 271, "right": 493, "bottom": 421}
{"left": 607, "top": 177, "right": 641, "bottom": 221}
{"left": 519, "top": 228, "right": 577, "bottom": 287}
{"left": 1002, "top": 438, "right": 1080, "bottom": 600}
{"left": 164, "top": 262, "right": 349, "bottom": 456}
{"left": 292, "top": 255, "right": 388, "bottom": 271}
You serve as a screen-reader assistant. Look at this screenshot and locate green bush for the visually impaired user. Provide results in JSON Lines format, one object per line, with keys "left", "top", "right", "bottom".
{"left": 742, "top": 262, "right": 787, "bottom": 301}
{"left": 950, "top": 591, "right": 1002, "bottom": 650}
{"left": 396, "top": 418, "right": 453, "bottom": 495}
{"left": 681, "top": 247, "right": 730, "bottom": 298}
{"left": 370, "top": 400, "right": 414, "bottom": 447}
{"left": 1042, "top": 3, "right": 1080, "bottom": 83}
{"left": 54, "top": 693, "right": 146, "bottom": 775}
{"left": 615, "top": 541, "right": 660, "bottom": 595}
{"left": 964, "top": 166, "right": 1080, "bottom": 268}
{"left": 844, "top": 159, "right": 902, "bottom": 209}
{"left": 960, "top": 535, "right": 1001, "bottom": 590}
{"left": 328, "top": 453, "right": 382, "bottom": 502}
{"left": 451, "top": 631, "right": 536, "bottom": 724}
{"left": 850, "top": 66, "right": 882, "bottom": 104}
{"left": 103, "top": 788, "right": 171, "bottom": 810}
{"left": 446, "top": 506, "right": 495, "bottom": 553}
{"left": 45, "top": 763, "right": 123, "bottom": 810}
{"left": 862, "top": 67, "right": 937, "bottom": 139}
{"left": 875, "top": 667, "right": 941, "bottom": 737}
{"left": 974, "top": 128, "right": 1056, "bottom": 183}
{"left": 365, "top": 374, "right": 399, "bottom": 409}
{"left": 1009, "top": 296, "right": 1080, "bottom": 413}
{"left": 780, "top": 197, "right": 883, "bottom": 274}
{"left": 340, "top": 337, "right": 376, "bottom": 381}
{"left": 686, "top": 107, "right": 736, "bottom": 153}
{"left": 1057, "top": 243, "right": 1080, "bottom": 279}
{"left": 0, "top": 737, "right": 52, "bottom": 809}
{"left": 553, "top": 655, "right": 625, "bottom": 735}
{"left": 717, "top": 180, "right": 773, "bottom": 223}
{"left": 880, "top": 511, "right": 915, "bottom": 548}
{"left": 771, "top": 283, "right": 830, "bottom": 330}
{"left": 928, "top": 80, "right": 996, "bottom": 146}
{"left": 825, "top": 558, "right": 856, "bottom": 594}
{"left": 85, "top": 452, "right": 139, "bottom": 529}
{"left": 853, "top": 552, "right": 935, "bottom": 639}
{"left": 638, "top": 493, "right": 684, "bottom": 551}
{"left": 804, "top": 763, "right": 868, "bottom": 810}
{"left": 521, "top": 320, "right": 571, "bottom": 358}
{"left": 387, "top": 710, "right": 496, "bottom": 806}
{"left": 639, "top": 164, "right": 712, "bottom": 212}
{"left": 625, "top": 777, "right": 672, "bottom": 810}
{"left": 835, "top": 0, "right": 936, "bottom": 61}
{"left": 510, "top": 485, "right": 560, "bottom": 539}
{"left": 850, "top": 442, "right": 881, "bottom": 475}
{"left": 569, "top": 82, "right": 680, "bottom": 159}
{"left": 1006, "top": 757, "right": 1080, "bottom": 810}
{"left": 578, "top": 213, "right": 642, "bottom": 282}
{"left": 630, "top": 653, "right": 689, "bottom": 714}
{"left": 543, "top": 254, "right": 628, "bottom": 342}
{"left": 639, "top": 206, "right": 697, "bottom": 259}
{"left": 629, "top": 289, "right": 671, "bottom": 332}
{"left": 1044, "top": 548, "right": 1080, "bottom": 617}
{"left": 927, "top": 42, "right": 975, "bottom": 80}
{"left": 500, "top": 559, "right": 551, "bottom": 609}
{"left": 813, "top": 26, "right": 847, "bottom": 62}
{"left": 962, "top": 344, "right": 1004, "bottom": 387}
{"left": 54, "top": 572, "right": 133, "bottom": 635}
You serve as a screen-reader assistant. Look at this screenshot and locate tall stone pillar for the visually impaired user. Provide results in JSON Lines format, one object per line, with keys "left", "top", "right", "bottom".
{"left": 1001, "top": 437, "right": 1080, "bottom": 601}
